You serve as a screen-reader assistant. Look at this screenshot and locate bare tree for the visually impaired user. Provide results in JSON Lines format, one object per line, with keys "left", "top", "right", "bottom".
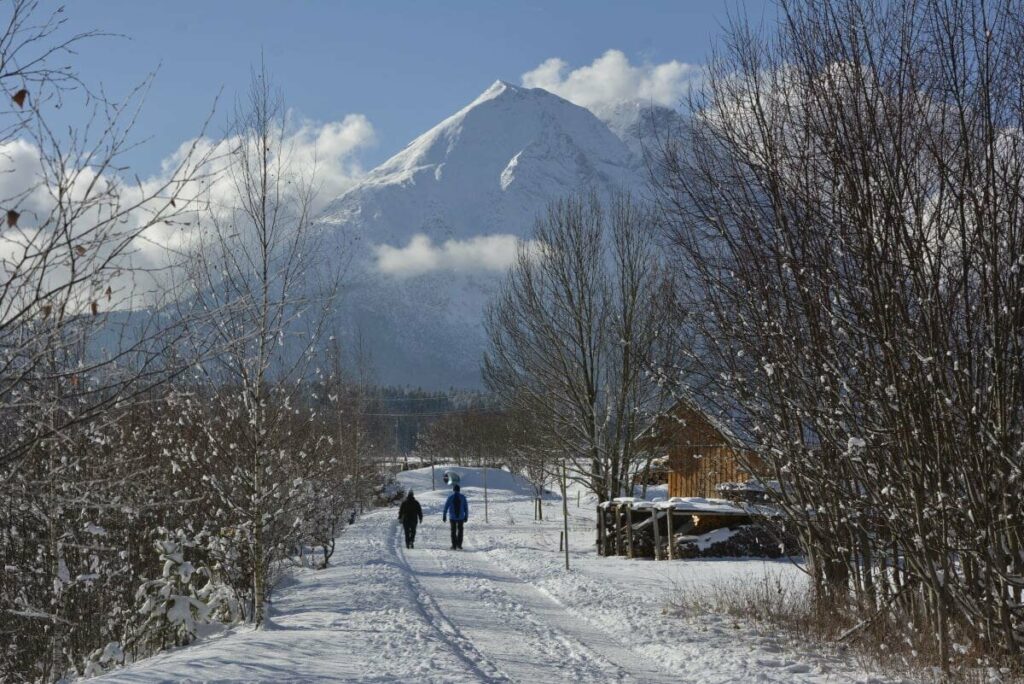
{"left": 484, "top": 193, "right": 674, "bottom": 502}
{"left": 652, "top": 0, "right": 1024, "bottom": 668}
{"left": 0, "top": 7, "right": 213, "bottom": 470}
{"left": 0, "top": 2, "right": 219, "bottom": 678}
{"left": 175, "top": 63, "right": 339, "bottom": 627}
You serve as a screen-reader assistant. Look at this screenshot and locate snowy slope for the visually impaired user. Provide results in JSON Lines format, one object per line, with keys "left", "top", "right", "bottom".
{"left": 95, "top": 467, "right": 893, "bottom": 683}
{"left": 318, "top": 83, "right": 650, "bottom": 388}
{"left": 591, "top": 99, "right": 687, "bottom": 162}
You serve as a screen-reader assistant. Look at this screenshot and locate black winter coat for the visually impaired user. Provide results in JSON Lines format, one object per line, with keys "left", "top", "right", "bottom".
{"left": 398, "top": 496, "right": 423, "bottom": 525}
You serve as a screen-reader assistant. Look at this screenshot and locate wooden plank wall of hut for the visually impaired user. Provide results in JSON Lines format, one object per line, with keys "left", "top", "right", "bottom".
{"left": 668, "top": 445, "right": 750, "bottom": 498}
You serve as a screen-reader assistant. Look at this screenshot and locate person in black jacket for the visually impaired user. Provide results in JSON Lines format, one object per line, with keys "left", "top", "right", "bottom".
{"left": 398, "top": 490, "right": 423, "bottom": 549}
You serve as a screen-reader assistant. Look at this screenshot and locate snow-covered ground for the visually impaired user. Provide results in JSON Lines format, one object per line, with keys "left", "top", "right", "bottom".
{"left": 94, "top": 467, "right": 893, "bottom": 683}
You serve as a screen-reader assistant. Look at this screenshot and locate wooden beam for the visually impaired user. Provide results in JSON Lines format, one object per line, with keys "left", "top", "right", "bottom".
{"left": 652, "top": 510, "right": 662, "bottom": 560}
{"left": 597, "top": 505, "right": 606, "bottom": 556}
{"left": 666, "top": 509, "right": 675, "bottom": 560}
{"left": 625, "top": 504, "right": 634, "bottom": 559}
{"left": 615, "top": 504, "right": 624, "bottom": 556}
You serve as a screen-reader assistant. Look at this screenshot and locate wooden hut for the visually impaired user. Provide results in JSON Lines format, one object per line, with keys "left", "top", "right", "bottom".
{"left": 595, "top": 496, "right": 792, "bottom": 560}
{"left": 636, "top": 399, "right": 761, "bottom": 498}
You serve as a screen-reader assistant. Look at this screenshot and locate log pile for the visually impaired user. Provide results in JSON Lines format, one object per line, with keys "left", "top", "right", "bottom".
{"left": 596, "top": 497, "right": 790, "bottom": 560}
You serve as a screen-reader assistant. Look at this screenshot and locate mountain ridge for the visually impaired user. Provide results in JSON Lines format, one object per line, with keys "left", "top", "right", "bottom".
{"left": 320, "top": 80, "right": 645, "bottom": 244}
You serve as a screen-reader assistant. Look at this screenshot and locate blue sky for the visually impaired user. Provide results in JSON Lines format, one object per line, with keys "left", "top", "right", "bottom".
{"left": 62, "top": 1, "right": 767, "bottom": 176}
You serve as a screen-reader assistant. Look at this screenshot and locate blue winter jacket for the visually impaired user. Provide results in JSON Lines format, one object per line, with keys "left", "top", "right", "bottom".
{"left": 443, "top": 492, "right": 469, "bottom": 522}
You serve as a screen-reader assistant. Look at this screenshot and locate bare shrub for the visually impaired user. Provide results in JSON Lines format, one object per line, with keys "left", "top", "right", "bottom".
{"left": 668, "top": 569, "right": 1022, "bottom": 682}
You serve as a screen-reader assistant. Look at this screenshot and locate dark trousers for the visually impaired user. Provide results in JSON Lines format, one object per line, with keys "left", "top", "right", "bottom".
{"left": 449, "top": 520, "right": 464, "bottom": 549}
{"left": 403, "top": 521, "right": 417, "bottom": 547}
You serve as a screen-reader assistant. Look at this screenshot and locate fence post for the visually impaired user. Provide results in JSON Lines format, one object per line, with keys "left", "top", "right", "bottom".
{"left": 561, "top": 461, "right": 570, "bottom": 570}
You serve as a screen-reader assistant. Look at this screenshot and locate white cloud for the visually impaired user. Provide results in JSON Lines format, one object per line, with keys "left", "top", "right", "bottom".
{"left": 287, "top": 114, "right": 376, "bottom": 210}
{"left": 374, "top": 233, "right": 531, "bottom": 277}
{"left": 137, "top": 113, "right": 376, "bottom": 255}
{"left": 151, "top": 111, "right": 375, "bottom": 223}
{"left": 521, "top": 49, "right": 699, "bottom": 112}
{"left": 0, "top": 113, "right": 376, "bottom": 309}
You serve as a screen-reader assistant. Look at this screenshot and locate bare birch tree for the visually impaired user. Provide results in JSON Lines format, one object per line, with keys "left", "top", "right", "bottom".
{"left": 175, "top": 63, "right": 339, "bottom": 627}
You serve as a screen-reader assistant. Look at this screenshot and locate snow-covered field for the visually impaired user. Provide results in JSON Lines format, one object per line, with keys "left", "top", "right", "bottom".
{"left": 94, "top": 467, "right": 892, "bottom": 683}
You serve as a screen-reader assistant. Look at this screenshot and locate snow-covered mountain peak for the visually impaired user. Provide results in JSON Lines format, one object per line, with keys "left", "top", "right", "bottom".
{"left": 473, "top": 79, "right": 517, "bottom": 103}
{"left": 320, "top": 81, "right": 643, "bottom": 244}
{"left": 317, "top": 81, "right": 653, "bottom": 388}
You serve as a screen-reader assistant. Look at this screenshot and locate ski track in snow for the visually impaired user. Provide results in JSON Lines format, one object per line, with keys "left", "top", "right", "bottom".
{"left": 94, "top": 467, "right": 895, "bottom": 683}
{"left": 387, "top": 518, "right": 510, "bottom": 682}
{"left": 398, "top": 520, "right": 668, "bottom": 683}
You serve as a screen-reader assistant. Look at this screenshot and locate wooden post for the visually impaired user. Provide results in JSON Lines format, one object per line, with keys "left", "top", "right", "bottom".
{"left": 666, "top": 508, "right": 675, "bottom": 560}
{"left": 597, "top": 506, "right": 606, "bottom": 555}
{"left": 610, "top": 504, "right": 616, "bottom": 555}
{"left": 483, "top": 465, "right": 489, "bottom": 524}
{"left": 559, "top": 530, "right": 564, "bottom": 552}
{"left": 561, "top": 461, "right": 570, "bottom": 570}
{"left": 615, "top": 504, "right": 624, "bottom": 556}
{"left": 625, "top": 504, "right": 635, "bottom": 559}
{"left": 652, "top": 510, "right": 662, "bottom": 560}
{"left": 577, "top": 490, "right": 581, "bottom": 508}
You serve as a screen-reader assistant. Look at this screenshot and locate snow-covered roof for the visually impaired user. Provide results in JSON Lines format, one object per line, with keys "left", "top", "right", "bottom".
{"left": 634, "top": 392, "right": 750, "bottom": 451}
{"left": 601, "top": 493, "right": 786, "bottom": 518}
{"left": 657, "top": 497, "right": 749, "bottom": 514}
{"left": 601, "top": 496, "right": 774, "bottom": 516}
{"left": 715, "top": 479, "right": 782, "bottom": 493}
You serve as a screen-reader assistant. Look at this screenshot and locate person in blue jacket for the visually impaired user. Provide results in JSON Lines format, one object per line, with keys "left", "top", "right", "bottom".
{"left": 442, "top": 484, "right": 469, "bottom": 550}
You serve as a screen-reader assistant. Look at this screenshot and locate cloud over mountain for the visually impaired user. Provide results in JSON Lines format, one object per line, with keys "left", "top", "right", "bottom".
{"left": 373, "top": 233, "right": 532, "bottom": 277}
{"left": 153, "top": 112, "right": 375, "bottom": 223}
{"left": 521, "top": 49, "right": 698, "bottom": 113}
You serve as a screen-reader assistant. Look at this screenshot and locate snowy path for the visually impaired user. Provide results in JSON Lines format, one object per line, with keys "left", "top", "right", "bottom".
{"left": 95, "top": 467, "right": 892, "bottom": 683}
{"left": 398, "top": 520, "right": 677, "bottom": 683}
{"left": 96, "top": 505, "right": 478, "bottom": 682}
